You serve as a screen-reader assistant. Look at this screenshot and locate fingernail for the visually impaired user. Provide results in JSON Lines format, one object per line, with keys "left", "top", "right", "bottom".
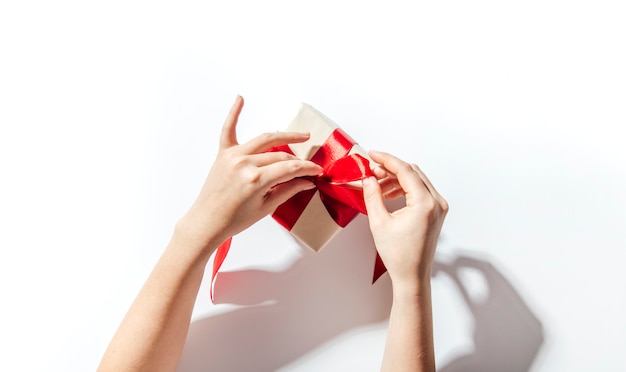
{"left": 362, "top": 176, "right": 375, "bottom": 185}
{"left": 302, "top": 181, "right": 316, "bottom": 190}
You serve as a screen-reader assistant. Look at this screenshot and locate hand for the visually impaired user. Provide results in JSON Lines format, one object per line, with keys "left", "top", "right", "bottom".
{"left": 177, "top": 96, "right": 323, "bottom": 254}
{"left": 362, "top": 150, "right": 448, "bottom": 288}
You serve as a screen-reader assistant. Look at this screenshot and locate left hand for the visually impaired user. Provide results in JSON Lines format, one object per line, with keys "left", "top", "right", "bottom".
{"left": 177, "top": 96, "right": 323, "bottom": 254}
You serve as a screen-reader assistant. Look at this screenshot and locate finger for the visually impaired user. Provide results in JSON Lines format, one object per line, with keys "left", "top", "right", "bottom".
{"left": 378, "top": 175, "right": 406, "bottom": 199}
{"left": 377, "top": 175, "right": 399, "bottom": 192}
{"left": 264, "top": 178, "right": 316, "bottom": 210}
{"left": 409, "top": 163, "right": 446, "bottom": 205}
{"left": 362, "top": 176, "right": 389, "bottom": 219}
{"left": 384, "top": 187, "right": 406, "bottom": 200}
{"left": 258, "top": 159, "right": 323, "bottom": 187}
{"left": 378, "top": 179, "right": 402, "bottom": 198}
{"left": 372, "top": 166, "right": 388, "bottom": 179}
{"left": 239, "top": 131, "right": 311, "bottom": 154}
{"left": 219, "top": 95, "right": 244, "bottom": 149}
{"left": 248, "top": 151, "right": 298, "bottom": 167}
{"left": 372, "top": 166, "right": 396, "bottom": 194}
{"left": 368, "top": 150, "right": 427, "bottom": 205}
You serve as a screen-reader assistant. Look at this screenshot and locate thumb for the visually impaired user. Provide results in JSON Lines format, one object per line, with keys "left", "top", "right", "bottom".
{"left": 362, "top": 176, "right": 388, "bottom": 220}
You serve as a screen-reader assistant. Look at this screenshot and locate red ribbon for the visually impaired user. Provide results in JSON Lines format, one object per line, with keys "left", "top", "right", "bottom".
{"left": 210, "top": 129, "right": 387, "bottom": 302}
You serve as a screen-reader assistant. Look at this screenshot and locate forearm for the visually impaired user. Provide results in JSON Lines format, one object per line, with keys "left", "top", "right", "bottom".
{"left": 96, "top": 96, "right": 324, "bottom": 371}
{"left": 97, "top": 226, "right": 218, "bottom": 372}
{"left": 381, "top": 280, "right": 435, "bottom": 372}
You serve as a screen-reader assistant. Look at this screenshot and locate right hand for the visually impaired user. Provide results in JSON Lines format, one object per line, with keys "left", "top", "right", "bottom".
{"left": 362, "top": 150, "right": 448, "bottom": 288}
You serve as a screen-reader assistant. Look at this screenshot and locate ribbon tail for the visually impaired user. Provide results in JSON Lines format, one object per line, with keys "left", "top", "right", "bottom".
{"left": 372, "top": 252, "right": 388, "bottom": 284}
{"left": 211, "top": 237, "right": 232, "bottom": 303}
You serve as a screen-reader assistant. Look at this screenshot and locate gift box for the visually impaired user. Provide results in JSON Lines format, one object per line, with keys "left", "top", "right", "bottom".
{"left": 269, "top": 103, "right": 374, "bottom": 252}
{"left": 210, "top": 103, "right": 387, "bottom": 302}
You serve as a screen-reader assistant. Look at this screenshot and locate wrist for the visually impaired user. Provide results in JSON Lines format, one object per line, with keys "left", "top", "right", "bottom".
{"left": 390, "top": 276, "right": 432, "bottom": 306}
{"left": 171, "top": 216, "right": 224, "bottom": 263}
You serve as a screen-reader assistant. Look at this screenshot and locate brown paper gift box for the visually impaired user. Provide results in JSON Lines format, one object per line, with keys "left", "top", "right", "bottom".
{"left": 270, "top": 103, "right": 373, "bottom": 252}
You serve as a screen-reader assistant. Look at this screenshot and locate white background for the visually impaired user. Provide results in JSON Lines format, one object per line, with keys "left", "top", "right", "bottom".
{"left": 1, "top": 1, "right": 625, "bottom": 371}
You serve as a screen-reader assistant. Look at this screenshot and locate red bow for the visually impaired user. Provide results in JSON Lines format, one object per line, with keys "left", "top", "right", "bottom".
{"left": 210, "top": 129, "right": 387, "bottom": 302}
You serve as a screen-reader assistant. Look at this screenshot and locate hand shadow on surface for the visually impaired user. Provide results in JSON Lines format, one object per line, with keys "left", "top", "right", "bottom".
{"left": 434, "top": 254, "right": 545, "bottom": 372}
{"left": 178, "top": 189, "right": 545, "bottom": 372}
{"left": 177, "top": 214, "right": 393, "bottom": 372}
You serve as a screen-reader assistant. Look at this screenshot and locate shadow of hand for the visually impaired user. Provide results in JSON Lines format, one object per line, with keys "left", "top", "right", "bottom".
{"left": 178, "top": 215, "right": 392, "bottom": 372}
{"left": 435, "top": 254, "right": 545, "bottom": 372}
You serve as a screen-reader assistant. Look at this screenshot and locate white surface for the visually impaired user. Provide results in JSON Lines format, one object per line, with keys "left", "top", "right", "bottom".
{"left": 1, "top": 1, "right": 625, "bottom": 371}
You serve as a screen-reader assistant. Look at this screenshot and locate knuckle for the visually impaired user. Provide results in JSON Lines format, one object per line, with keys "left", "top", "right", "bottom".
{"left": 286, "top": 160, "right": 304, "bottom": 173}
{"left": 419, "top": 196, "right": 444, "bottom": 220}
{"left": 364, "top": 190, "right": 377, "bottom": 204}
{"left": 230, "top": 155, "right": 248, "bottom": 170}
{"left": 279, "top": 152, "right": 295, "bottom": 161}
{"left": 241, "top": 167, "right": 262, "bottom": 185}
{"left": 399, "top": 162, "right": 414, "bottom": 173}
{"left": 259, "top": 132, "right": 275, "bottom": 142}
{"left": 420, "top": 195, "right": 449, "bottom": 222}
{"left": 439, "top": 197, "right": 449, "bottom": 214}
{"left": 422, "top": 197, "right": 438, "bottom": 213}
